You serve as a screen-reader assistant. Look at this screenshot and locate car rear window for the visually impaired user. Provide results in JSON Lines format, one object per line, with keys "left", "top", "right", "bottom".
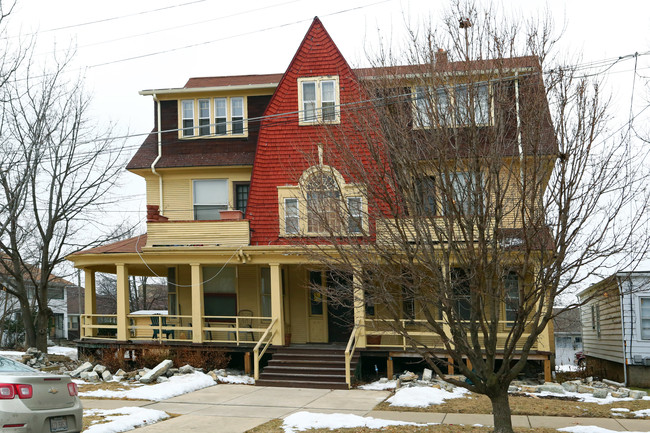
{"left": 0, "top": 356, "right": 36, "bottom": 372}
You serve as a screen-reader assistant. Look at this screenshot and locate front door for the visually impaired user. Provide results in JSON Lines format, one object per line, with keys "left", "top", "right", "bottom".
{"left": 326, "top": 272, "right": 354, "bottom": 343}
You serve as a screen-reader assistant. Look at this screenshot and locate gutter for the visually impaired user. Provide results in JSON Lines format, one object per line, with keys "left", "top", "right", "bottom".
{"left": 151, "top": 94, "right": 164, "bottom": 215}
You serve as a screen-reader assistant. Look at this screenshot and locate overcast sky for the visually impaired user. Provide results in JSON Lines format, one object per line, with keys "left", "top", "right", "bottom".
{"left": 5, "top": 0, "right": 650, "bottom": 234}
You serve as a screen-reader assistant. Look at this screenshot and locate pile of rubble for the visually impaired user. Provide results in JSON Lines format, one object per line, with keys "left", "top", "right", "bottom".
{"left": 68, "top": 359, "right": 242, "bottom": 385}
{"left": 21, "top": 348, "right": 78, "bottom": 373}
{"left": 391, "top": 368, "right": 648, "bottom": 401}
{"left": 510, "top": 377, "right": 648, "bottom": 400}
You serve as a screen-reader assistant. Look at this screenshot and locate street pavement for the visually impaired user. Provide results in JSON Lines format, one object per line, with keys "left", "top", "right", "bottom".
{"left": 81, "top": 385, "right": 650, "bottom": 432}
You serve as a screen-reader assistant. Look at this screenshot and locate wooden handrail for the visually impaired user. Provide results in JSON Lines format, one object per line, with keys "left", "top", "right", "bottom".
{"left": 344, "top": 321, "right": 362, "bottom": 388}
{"left": 253, "top": 318, "right": 278, "bottom": 380}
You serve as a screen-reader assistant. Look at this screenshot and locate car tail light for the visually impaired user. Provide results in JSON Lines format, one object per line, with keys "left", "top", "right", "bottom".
{"left": 0, "top": 384, "right": 15, "bottom": 399}
{"left": 67, "top": 382, "right": 78, "bottom": 396}
{"left": 15, "top": 384, "right": 32, "bottom": 399}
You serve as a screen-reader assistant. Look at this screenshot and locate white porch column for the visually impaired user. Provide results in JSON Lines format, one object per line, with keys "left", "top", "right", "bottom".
{"left": 83, "top": 268, "right": 96, "bottom": 338}
{"left": 353, "top": 267, "right": 366, "bottom": 348}
{"left": 115, "top": 263, "right": 130, "bottom": 341}
{"left": 191, "top": 263, "right": 204, "bottom": 343}
{"left": 270, "top": 263, "right": 284, "bottom": 345}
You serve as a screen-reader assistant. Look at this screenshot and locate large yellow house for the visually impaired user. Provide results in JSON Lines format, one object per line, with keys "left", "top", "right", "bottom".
{"left": 68, "top": 18, "right": 556, "bottom": 388}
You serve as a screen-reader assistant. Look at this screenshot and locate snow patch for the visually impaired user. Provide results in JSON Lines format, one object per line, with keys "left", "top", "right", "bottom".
{"left": 80, "top": 371, "right": 215, "bottom": 401}
{"left": 281, "top": 411, "right": 428, "bottom": 433}
{"left": 387, "top": 386, "right": 468, "bottom": 407}
{"left": 358, "top": 380, "right": 397, "bottom": 390}
{"left": 84, "top": 407, "right": 168, "bottom": 433}
{"left": 559, "top": 426, "right": 650, "bottom": 433}
{"left": 217, "top": 374, "right": 254, "bottom": 385}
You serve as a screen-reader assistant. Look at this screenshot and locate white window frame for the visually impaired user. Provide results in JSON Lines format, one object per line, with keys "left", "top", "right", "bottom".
{"left": 198, "top": 99, "right": 211, "bottom": 136}
{"left": 192, "top": 179, "right": 229, "bottom": 220}
{"left": 179, "top": 96, "right": 247, "bottom": 138}
{"left": 298, "top": 76, "right": 340, "bottom": 125}
{"left": 639, "top": 296, "right": 650, "bottom": 340}
{"left": 347, "top": 196, "right": 363, "bottom": 234}
{"left": 284, "top": 198, "right": 299, "bottom": 235}
{"left": 181, "top": 100, "right": 195, "bottom": 137}
{"left": 215, "top": 98, "right": 228, "bottom": 135}
{"left": 413, "top": 82, "right": 491, "bottom": 129}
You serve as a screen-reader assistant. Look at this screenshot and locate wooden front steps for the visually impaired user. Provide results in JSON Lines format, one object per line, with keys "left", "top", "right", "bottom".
{"left": 256, "top": 345, "right": 359, "bottom": 389}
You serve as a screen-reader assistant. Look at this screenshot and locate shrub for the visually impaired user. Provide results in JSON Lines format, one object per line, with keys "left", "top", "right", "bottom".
{"left": 173, "top": 348, "right": 230, "bottom": 371}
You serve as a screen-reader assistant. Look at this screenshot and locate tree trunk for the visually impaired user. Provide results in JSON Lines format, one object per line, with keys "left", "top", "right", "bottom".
{"left": 20, "top": 300, "right": 36, "bottom": 349}
{"left": 34, "top": 308, "right": 50, "bottom": 352}
{"left": 489, "top": 387, "right": 514, "bottom": 433}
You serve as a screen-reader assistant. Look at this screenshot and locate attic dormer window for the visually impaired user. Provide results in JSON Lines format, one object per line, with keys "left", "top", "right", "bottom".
{"left": 298, "top": 76, "right": 340, "bottom": 125}
{"left": 179, "top": 96, "right": 248, "bottom": 138}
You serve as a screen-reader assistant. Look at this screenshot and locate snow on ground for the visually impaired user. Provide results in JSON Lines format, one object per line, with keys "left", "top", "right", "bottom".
{"left": 282, "top": 411, "right": 429, "bottom": 433}
{"left": 529, "top": 389, "right": 650, "bottom": 405}
{"left": 84, "top": 407, "right": 168, "bottom": 433}
{"left": 48, "top": 346, "right": 77, "bottom": 360}
{"left": 358, "top": 380, "right": 397, "bottom": 391}
{"left": 555, "top": 364, "right": 581, "bottom": 372}
{"left": 386, "top": 385, "right": 468, "bottom": 407}
{"left": 80, "top": 371, "right": 216, "bottom": 401}
{"left": 634, "top": 408, "right": 650, "bottom": 417}
{"left": 217, "top": 374, "right": 255, "bottom": 385}
{"left": 610, "top": 408, "right": 630, "bottom": 412}
{"left": 0, "top": 346, "right": 77, "bottom": 360}
{"left": 559, "top": 426, "right": 650, "bottom": 433}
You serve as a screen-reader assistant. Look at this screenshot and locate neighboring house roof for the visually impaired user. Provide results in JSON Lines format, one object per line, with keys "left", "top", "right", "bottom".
{"left": 552, "top": 307, "right": 581, "bottom": 334}
{"left": 183, "top": 73, "right": 284, "bottom": 89}
{"left": 71, "top": 235, "right": 147, "bottom": 255}
{"left": 0, "top": 257, "right": 74, "bottom": 287}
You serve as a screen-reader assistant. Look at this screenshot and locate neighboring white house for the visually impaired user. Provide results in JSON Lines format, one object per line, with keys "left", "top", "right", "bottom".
{"left": 578, "top": 271, "right": 650, "bottom": 387}
{"left": 553, "top": 307, "right": 583, "bottom": 368}
{"left": 0, "top": 273, "right": 74, "bottom": 345}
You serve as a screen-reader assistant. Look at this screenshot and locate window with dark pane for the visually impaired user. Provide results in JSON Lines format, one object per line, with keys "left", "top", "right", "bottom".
{"left": 309, "top": 270, "right": 323, "bottom": 315}
{"left": 235, "top": 183, "right": 249, "bottom": 215}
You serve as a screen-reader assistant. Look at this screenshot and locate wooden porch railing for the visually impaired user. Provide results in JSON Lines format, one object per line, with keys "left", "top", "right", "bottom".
{"left": 344, "top": 320, "right": 362, "bottom": 388}
{"left": 128, "top": 314, "right": 193, "bottom": 342}
{"left": 253, "top": 318, "right": 278, "bottom": 380}
{"left": 81, "top": 314, "right": 118, "bottom": 339}
{"left": 202, "top": 315, "right": 270, "bottom": 345}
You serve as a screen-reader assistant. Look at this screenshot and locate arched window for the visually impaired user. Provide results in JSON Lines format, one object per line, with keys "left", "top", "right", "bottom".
{"left": 306, "top": 173, "right": 340, "bottom": 233}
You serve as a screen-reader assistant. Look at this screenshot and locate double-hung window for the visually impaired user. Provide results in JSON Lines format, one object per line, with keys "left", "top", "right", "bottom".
{"left": 231, "top": 97, "right": 244, "bottom": 134}
{"left": 182, "top": 100, "right": 195, "bottom": 137}
{"left": 298, "top": 76, "right": 340, "bottom": 124}
{"left": 347, "top": 197, "right": 362, "bottom": 234}
{"left": 640, "top": 297, "right": 650, "bottom": 340}
{"left": 504, "top": 272, "right": 519, "bottom": 327}
{"left": 413, "top": 83, "right": 489, "bottom": 128}
{"left": 306, "top": 173, "right": 340, "bottom": 232}
{"left": 193, "top": 179, "right": 228, "bottom": 220}
{"left": 215, "top": 98, "right": 227, "bottom": 135}
{"left": 198, "top": 99, "right": 210, "bottom": 136}
{"left": 451, "top": 268, "right": 471, "bottom": 321}
{"left": 284, "top": 198, "right": 299, "bottom": 234}
{"left": 416, "top": 176, "right": 437, "bottom": 215}
{"left": 444, "top": 171, "right": 482, "bottom": 215}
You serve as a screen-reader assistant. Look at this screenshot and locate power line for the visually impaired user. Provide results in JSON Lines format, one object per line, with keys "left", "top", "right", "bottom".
{"left": 86, "top": 1, "right": 392, "bottom": 69}
{"left": 37, "top": 0, "right": 302, "bottom": 57}
{"left": 5, "top": 0, "right": 209, "bottom": 38}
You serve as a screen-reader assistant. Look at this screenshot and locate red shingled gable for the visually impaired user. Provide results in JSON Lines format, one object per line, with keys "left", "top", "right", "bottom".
{"left": 247, "top": 17, "right": 372, "bottom": 245}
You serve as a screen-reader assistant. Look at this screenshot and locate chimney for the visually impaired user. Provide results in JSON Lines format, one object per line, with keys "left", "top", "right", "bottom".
{"left": 435, "top": 48, "right": 448, "bottom": 65}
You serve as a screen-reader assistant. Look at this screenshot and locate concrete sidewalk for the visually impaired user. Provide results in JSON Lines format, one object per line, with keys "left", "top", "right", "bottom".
{"left": 81, "top": 385, "right": 650, "bottom": 432}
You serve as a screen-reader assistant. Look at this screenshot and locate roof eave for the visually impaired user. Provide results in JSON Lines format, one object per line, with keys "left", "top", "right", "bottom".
{"left": 139, "top": 83, "right": 279, "bottom": 96}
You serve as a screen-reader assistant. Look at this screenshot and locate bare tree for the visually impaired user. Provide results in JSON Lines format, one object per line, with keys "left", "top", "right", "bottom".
{"left": 0, "top": 49, "right": 128, "bottom": 351}
{"left": 295, "top": 3, "right": 649, "bottom": 433}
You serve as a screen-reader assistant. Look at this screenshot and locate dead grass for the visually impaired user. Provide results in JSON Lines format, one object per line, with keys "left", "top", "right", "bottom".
{"left": 82, "top": 413, "right": 113, "bottom": 431}
{"left": 245, "top": 420, "right": 559, "bottom": 433}
{"left": 375, "top": 392, "right": 650, "bottom": 418}
{"left": 78, "top": 380, "right": 151, "bottom": 400}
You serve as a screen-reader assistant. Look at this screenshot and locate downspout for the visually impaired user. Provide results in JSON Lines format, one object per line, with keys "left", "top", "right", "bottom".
{"left": 617, "top": 274, "right": 628, "bottom": 386}
{"left": 514, "top": 71, "right": 524, "bottom": 183}
{"left": 151, "top": 94, "right": 164, "bottom": 214}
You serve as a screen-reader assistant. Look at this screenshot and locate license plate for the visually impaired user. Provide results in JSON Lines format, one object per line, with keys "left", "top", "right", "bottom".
{"left": 50, "top": 416, "right": 68, "bottom": 432}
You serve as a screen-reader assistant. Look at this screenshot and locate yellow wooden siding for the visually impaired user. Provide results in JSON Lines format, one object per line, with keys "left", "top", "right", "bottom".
{"left": 289, "top": 266, "right": 309, "bottom": 343}
{"left": 141, "top": 167, "right": 252, "bottom": 221}
{"left": 582, "top": 285, "right": 623, "bottom": 363}
{"left": 177, "top": 265, "right": 193, "bottom": 317}
{"left": 146, "top": 221, "right": 250, "bottom": 247}
{"left": 237, "top": 266, "right": 260, "bottom": 315}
